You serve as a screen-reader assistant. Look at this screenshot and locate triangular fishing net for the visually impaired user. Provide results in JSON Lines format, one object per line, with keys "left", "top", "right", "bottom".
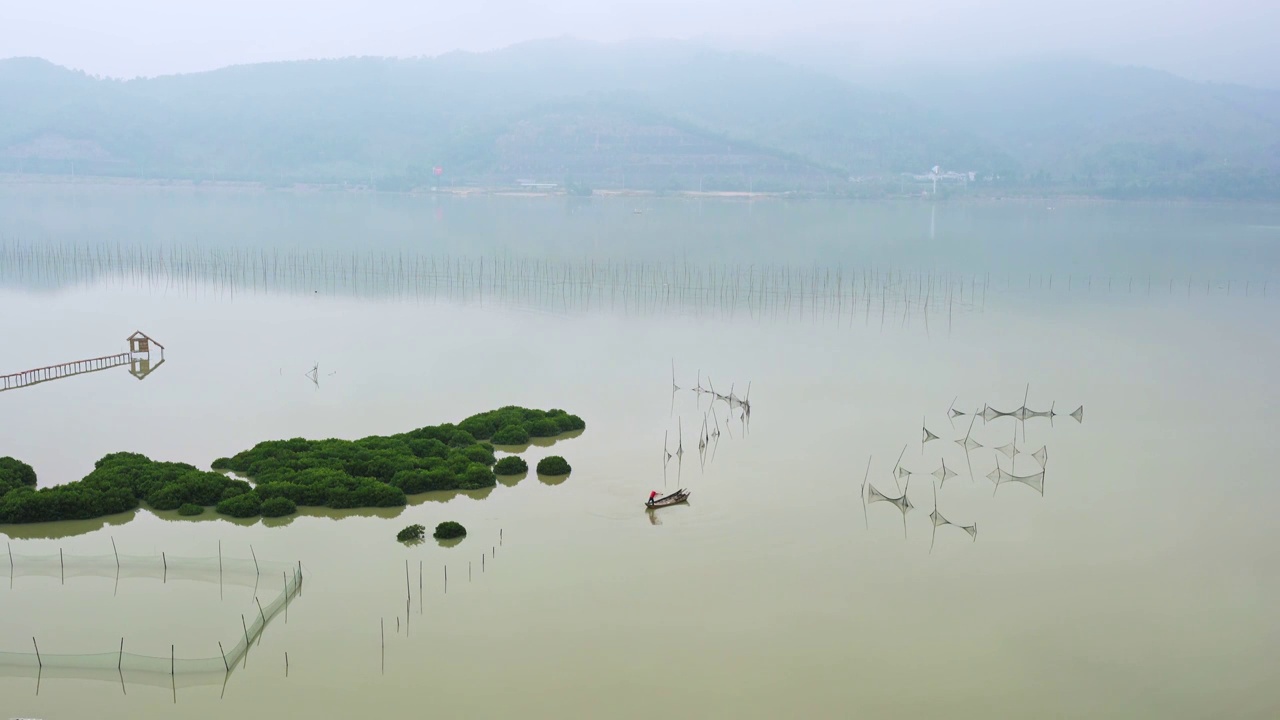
{"left": 866, "top": 479, "right": 913, "bottom": 538}
{"left": 949, "top": 408, "right": 965, "bottom": 418}
{"left": 956, "top": 437, "right": 983, "bottom": 451}
{"left": 922, "top": 426, "right": 939, "bottom": 444}
{"left": 929, "top": 508, "right": 950, "bottom": 527}
{"left": 867, "top": 483, "right": 912, "bottom": 511}
{"left": 895, "top": 466, "right": 913, "bottom": 480}
{"left": 1071, "top": 405, "right": 1084, "bottom": 423}
{"left": 981, "top": 405, "right": 1016, "bottom": 422}
{"left": 1013, "top": 406, "right": 1056, "bottom": 421}
{"left": 1031, "top": 446, "right": 1048, "bottom": 467}
{"left": 931, "top": 459, "right": 957, "bottom": 485}
{"left": 929, "top": 484, "right": 977, "bottom": 551}
{"left": 995, "top": 441, "right": 1017, "bottom": 459}
{"left": 988, "top": 464, "right": 1045, "bottom": 495}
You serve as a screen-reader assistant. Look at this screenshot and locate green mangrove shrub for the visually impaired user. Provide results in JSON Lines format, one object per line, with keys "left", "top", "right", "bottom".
{"left": 536, "top": 456, "right": 572, "bottom": 475}
{"left": 0, "top": 457, "right": 37, "bottom": 495}
{"left": 216, "top": 492, "right": 262, "bottom": 518}
{"left": 261, "top": 496, "right": 297, "bottom": 518}
{"left": 434, "top": 521, "right": 466, "bottom": 540}
{"left": 493, "top": 456, "right": 528, "bottom": 475}
{"left": 461, "top": 407, "right": 584, "bottom": 444}
{"left": 398, "top": 524, "right": 425, "bottom": 542}
{"left": 491, "top": 425, "right": 530, "bottom": 445}
{"left": 0, "top": 452, "right": 249, "bottom": 524}
{"left": 177, "top": 503, "right": 205, "bottom": 516}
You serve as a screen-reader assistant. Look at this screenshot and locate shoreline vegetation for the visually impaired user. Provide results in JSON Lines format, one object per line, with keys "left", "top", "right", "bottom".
{"left": 0, "top": 172, "right": 1245, "bottom": 204}
{"left": 0, "top": 406, "right": 584, "bottom": 525}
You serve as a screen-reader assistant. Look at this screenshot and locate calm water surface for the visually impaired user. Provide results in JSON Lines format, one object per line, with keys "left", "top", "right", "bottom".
{"left": 1, "top": 187, "right": 1279, "bottom": 719}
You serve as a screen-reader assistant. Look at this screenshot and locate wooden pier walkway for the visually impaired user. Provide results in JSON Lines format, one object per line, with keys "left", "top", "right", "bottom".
{"left": 1, "top": 353, "right": 133, "bottom": 392}
{"left": 0, "top": 332, "right": 164, "bottom": 393}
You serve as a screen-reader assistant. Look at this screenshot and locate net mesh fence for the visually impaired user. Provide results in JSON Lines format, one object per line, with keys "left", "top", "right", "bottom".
{"left": 0, "top": 552, "right": 301, "bottom": 676}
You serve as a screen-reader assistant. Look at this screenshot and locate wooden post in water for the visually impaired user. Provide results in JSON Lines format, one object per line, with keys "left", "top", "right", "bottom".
{"left": 444, "top": 564, "right": 447, "bottom": 593}
{"left": 33, "top": 637, "right": 42, "bottom": 668}
{"left": 255, "top": 597, "right": 267, "bottom": 629}
{"left": 60, "top": 548, "right": 64, "bottom": 584}
{"left": 284, "top": 572, "right": 289, "bottom": 622}
{"left": 112, "top": 537, "right": 120, "bottom": 569}
{"left": 250, "top": 545, "right": 259, "bottom": 575}
{"left": 162, "top": 552, "right": 167, "bottom": 583}
{"left": 405, "top": 559, "right": 410, "bottom": 603}
{"left": 241, "top": 615, "right": 250, "bottom": 646}
{"left": 7, "top": 542, "right": 12, "bottom": 576}
{"left": 219, "top": 642, "right": 229, "bottom": 672}
{"left": 119, "top": 638, "right": 124, "bottom": 670}
{"left": 171, "top": 644, "right": 175, "bottom": 677}
{"left": 285, "top": 652, "right": 289, "bottom": 677}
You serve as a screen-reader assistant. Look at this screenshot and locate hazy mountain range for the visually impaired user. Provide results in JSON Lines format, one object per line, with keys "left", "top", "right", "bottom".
{"left": 3, "top": 39, "right": 1278, "bottom": 198}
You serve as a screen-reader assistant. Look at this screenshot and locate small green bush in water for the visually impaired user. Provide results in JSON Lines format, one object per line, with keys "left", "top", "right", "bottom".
{"left": 398, "top": 524, "right": 425, "bottom": 542}
{"left": 493, "top": 456, "right": 528, "bottom": 475}
{"left": 434, "top": 521, "right": 466, "bottom": 540}
{"left": 261, "top": 496, "right": 297, "bottom": 517}
{"left": 491, "top": 425, "right": 530, "bottom": 445}
{"left": 177, "top": 503, "right": 205, "bottom": 516}
{"left": 216, "top": 492, "right": 263, "bottom": 518}
{"left": 536, "top": 456, "right": 571, "bottom": 475}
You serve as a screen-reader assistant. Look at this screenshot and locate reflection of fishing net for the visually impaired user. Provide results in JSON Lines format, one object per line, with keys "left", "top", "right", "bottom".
{"left": 0, "top": 553, "right": 301, "bottom": 676}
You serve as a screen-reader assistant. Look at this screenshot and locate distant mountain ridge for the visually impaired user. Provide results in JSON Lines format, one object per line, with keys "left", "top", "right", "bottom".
{"left": 2, "top": 40, "right": 1278, "bottom": 198}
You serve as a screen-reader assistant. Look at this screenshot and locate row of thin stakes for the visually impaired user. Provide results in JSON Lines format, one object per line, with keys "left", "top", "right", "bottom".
{"left": 381, "top": 529, "right": 503, "bottom": 673}
{"left": 1, "top": 241, "right": 1269, "bottom": 306}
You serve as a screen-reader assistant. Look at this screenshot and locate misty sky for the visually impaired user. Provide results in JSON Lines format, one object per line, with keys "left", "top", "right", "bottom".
{"left": 4, "top": 0, "right": 1278, "bottom": 86}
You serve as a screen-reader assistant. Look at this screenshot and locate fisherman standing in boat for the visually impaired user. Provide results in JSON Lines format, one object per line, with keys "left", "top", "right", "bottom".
{"left": 647, "top": 490, "right": 659, "bottom": 506}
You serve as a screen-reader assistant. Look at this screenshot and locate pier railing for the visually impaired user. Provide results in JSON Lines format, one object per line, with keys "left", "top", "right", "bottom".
{"left": 0, "top": 353, "right": 133, "bottom": 392}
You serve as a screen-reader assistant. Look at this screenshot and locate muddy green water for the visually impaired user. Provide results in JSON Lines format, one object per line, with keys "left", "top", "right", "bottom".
{"left": 1, "top": 188, "right": 1279, "bottom": 719}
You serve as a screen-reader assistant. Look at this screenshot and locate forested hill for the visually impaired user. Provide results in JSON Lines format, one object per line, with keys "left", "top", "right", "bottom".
{"left": 2, "top": 40, "right": 1278, "bottom": 198}
{"left": 872, "top": 60, "right": 1280, "bottom": 198}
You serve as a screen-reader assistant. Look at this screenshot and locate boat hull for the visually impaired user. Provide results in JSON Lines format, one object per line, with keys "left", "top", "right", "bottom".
{"left": 645, "top": 490, "right": 690, "bottom": 508}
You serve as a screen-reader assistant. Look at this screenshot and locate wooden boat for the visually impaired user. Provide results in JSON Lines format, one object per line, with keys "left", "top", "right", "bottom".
{"left": 645, "top": 489, "right": 690, "bottom": 509}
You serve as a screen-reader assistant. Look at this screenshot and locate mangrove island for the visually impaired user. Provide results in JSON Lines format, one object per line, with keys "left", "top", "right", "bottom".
{"left": 0, "top": 406, "right": 584, "bottom": 524}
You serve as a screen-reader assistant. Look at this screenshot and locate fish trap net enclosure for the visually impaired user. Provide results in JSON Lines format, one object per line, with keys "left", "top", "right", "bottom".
{"left": 0, "top": 551, "right": 302, "bottom": 676}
